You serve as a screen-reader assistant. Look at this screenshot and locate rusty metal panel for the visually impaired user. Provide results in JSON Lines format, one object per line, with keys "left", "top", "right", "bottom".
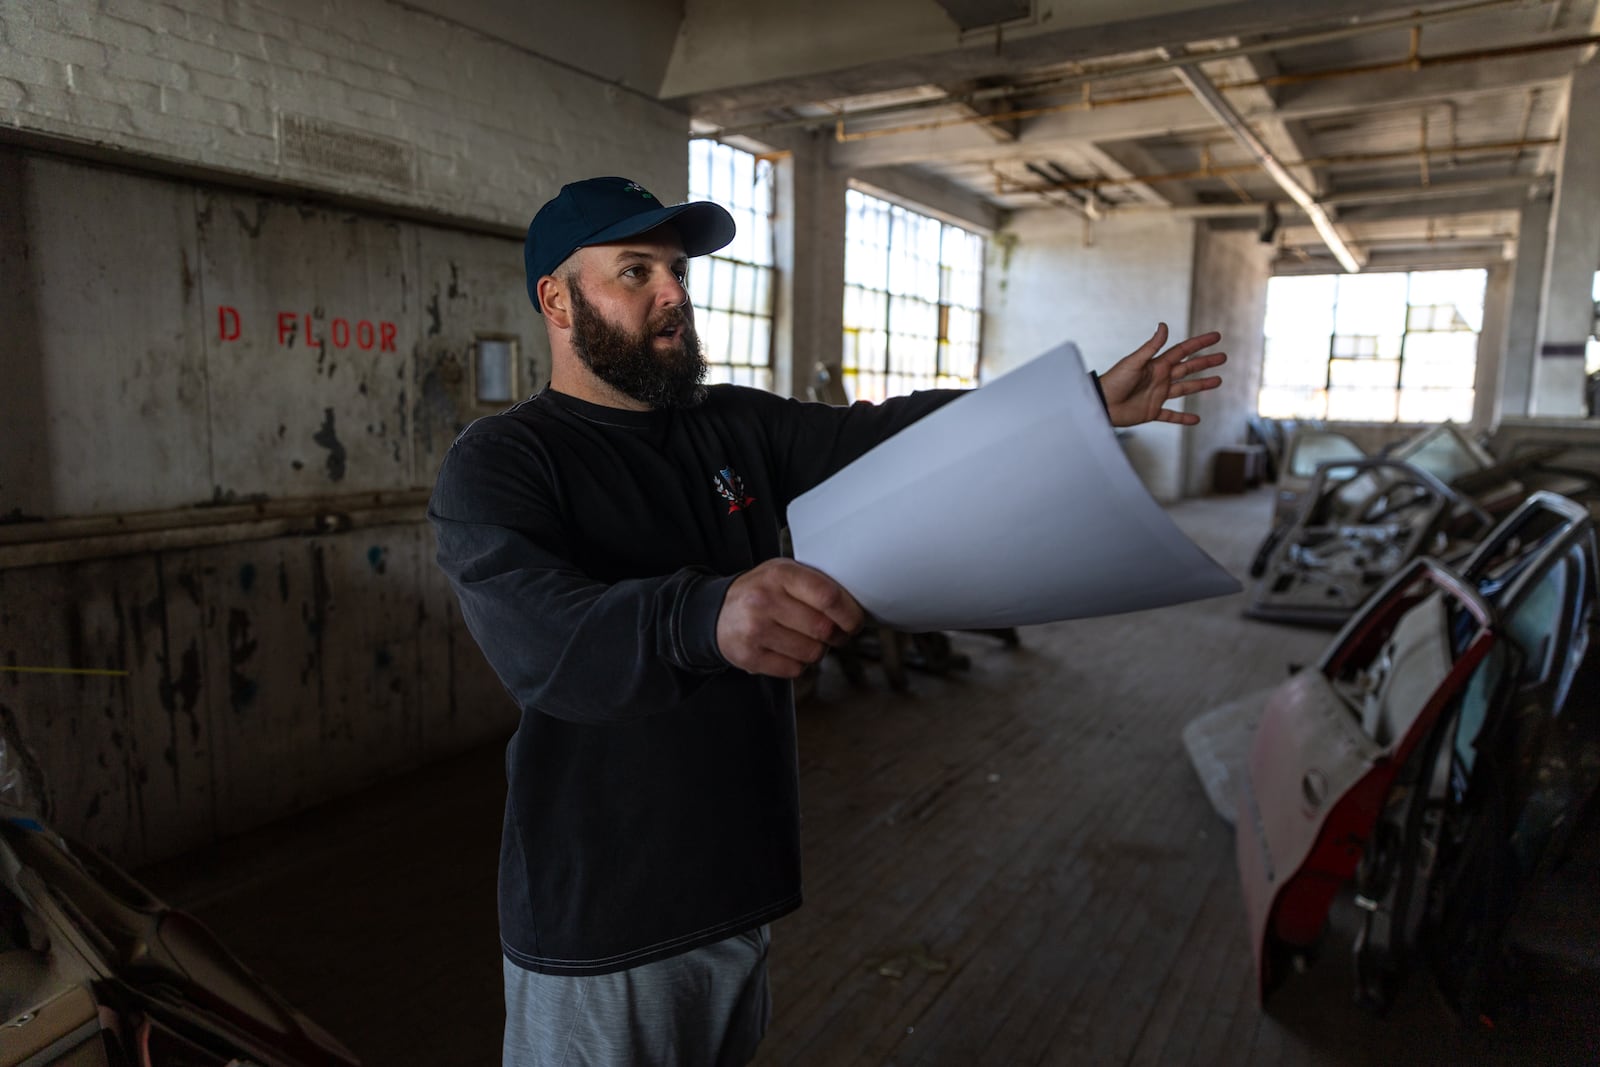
{"left": 0, "top": 152, "right": 211, "bottom": 519}
{"left": 414, "top": 526, "right": 518, "bottom": 755}
{"left": 0, "top": 554, "right": 214, "bottom": 867}
{"left": 201, "top": 528, "right": 424, "bottom": 833}
{"left": 412, "top": 226, "right": 547, "bottom": 479}
{"left": 197, "top": 190, "right": 416, "bottom": 500}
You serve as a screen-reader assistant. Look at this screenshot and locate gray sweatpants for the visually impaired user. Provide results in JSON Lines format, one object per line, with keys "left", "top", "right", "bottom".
{"left": 502, "top": 926, "right": 772, "bottom": 1067}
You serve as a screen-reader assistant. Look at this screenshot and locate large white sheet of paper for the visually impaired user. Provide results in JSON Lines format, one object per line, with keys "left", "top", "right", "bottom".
{"left": 787, "top": 342, "right": 1241, "bottom": 631}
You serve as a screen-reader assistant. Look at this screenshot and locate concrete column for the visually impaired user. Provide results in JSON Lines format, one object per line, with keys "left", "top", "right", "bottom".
{"left": 1532, "top": 60, "right": 1600, "bottom": 415}
{"left": 1472, "top": 262, "right": 1512, "bottom": 430}
{"left": 771, "top": 131, "right": 848, "bottom": 399}
{"left": 1500, "top": 195, "right": 1552, "bottom": 418}
{"left": 1184, "top": 224, "right": 1272, "bottom": 496}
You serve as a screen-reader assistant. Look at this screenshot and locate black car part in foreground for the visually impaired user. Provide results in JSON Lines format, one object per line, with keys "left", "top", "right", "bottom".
{"left": 0, "top": 725, "right": 362, "bottom": 1067}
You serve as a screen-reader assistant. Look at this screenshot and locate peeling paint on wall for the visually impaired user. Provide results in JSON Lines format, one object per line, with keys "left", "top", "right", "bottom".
{"left": 226, "top": 609, "right": 259, "bottom": 713}
{"left": 233, "top": 202, "right": 268, "bottom": 238}
{"left": 312, "top": 408, "right": 347, "bottom": 482}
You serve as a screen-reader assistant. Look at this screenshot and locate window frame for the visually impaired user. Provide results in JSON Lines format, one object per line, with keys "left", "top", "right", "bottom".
{"left": 841, "top": 188, "right": 984, "bottom": 403}
{"left": 687, "top": 140, "right": 777, "bottom": 393}
{"left": 1260, "top": 269, "right": 1486, "bottom": 423}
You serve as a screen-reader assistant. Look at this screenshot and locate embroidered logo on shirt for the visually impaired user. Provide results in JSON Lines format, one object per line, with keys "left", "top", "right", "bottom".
{"left": 712, "top": 466, "right": 756, "bottom": 514}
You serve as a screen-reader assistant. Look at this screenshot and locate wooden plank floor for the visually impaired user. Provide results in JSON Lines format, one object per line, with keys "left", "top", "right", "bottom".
{"left": 140, "top": 489, "right": 1598, "bottom": 1065}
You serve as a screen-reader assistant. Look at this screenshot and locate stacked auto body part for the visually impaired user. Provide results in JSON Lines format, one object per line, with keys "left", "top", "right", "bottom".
{"left": 1234, "top": 491, "right": 1600, "bottom": 1024}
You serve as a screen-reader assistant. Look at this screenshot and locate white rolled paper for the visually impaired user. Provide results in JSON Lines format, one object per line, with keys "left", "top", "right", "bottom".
{"left": 788, "top": 342, "right": 1241, "bottom": 631}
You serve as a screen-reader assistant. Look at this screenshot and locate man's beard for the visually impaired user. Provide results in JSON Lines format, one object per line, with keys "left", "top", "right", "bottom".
{"left": 568, "top": 281, "right": 707, "bottom": 410}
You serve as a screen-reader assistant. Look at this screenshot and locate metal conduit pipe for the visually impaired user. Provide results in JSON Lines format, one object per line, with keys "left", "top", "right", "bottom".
{"left": 692, "top": 0, "right": 1562, "bottom": 141}
{"left": 1161, "top": 46, "right": 1363, "bottom": 272}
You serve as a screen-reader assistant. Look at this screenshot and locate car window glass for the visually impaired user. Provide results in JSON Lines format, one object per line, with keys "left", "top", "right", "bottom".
{"left": 1505, "top": 556, "right": 1569, "bottom": 689}
{"left": 1288, "top": 432, "right": 1366, "bottom": 478}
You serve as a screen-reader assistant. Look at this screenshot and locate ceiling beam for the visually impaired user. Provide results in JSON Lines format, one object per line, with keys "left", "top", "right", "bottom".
{"left": 1270, "top": 48, "right": 1575, "bottom": 118}
{"left": 938, "top": 82, "right": 1022, "bottom": 143}
{"left": 1070, "top": 143, "right": 1175, "bottom": 205}
{"left": 1319, "top": 174, "right": 1550, "bottom": 205}
{"left": 851, "top": 166, "right": 1009, "bottom": 232}
{"left": 1163, "top": 48, "right": 1364, "bottom": 271}
{"left": 831, "top": 94, "right": 1210, "bottom": 169}
{"left": 1097, "top": 174, "right": 1548, "bottom": 220}
{"left": 1332, "top": 187, "right": 1537, "bottom": 221}
{"left": 1091, "top": 140, "right": 1200, "bottom": 205}
{"left": 1273, "top": 245, "right": 1507, "bottom": 273}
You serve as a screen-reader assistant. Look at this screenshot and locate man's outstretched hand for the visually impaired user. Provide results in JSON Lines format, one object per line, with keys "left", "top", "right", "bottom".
{"left": 1098, "top": 324, "right": 1226, "bottom": 428}
{"left": 717, "top": 559, "right": 865, "bottom": 679}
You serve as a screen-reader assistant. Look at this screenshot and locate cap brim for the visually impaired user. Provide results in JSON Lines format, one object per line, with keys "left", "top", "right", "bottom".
{"left": 583, "top": 201, "right": 736, "bottom": 259}
{"left": 528, "top": 200, "right": 736, "bottom": 314}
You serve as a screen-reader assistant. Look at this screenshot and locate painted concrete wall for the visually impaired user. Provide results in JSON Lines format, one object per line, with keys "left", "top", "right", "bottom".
{"left": 1184, "top": 224, "right": 1273, "bottom": 495}
{"left": 0, "top": 0, "right": 689, "bottom": 228}
{"left": 1474, "top": 262, "right": 1513, "bottom": 430}
{"left": 1500, "top": 196, "right": 1553, "bottom": 419}
{"left": 1532, "top": 60, "right": 1600, "bottom": 416}
{"left": 982, "top": 208, "right": 1197, "bottom": 502}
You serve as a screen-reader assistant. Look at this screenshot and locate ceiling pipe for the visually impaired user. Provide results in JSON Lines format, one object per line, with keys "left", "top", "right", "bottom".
{"left": 691, "top": 0, "right": 1558, "bottom": 141}
{"left": 1162, "top": 46, "right": 1362, "bottom": 271}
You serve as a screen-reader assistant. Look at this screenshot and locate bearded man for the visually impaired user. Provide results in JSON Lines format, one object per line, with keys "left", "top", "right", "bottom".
{"left": 427, "top": 176, "right": 1227, "bottom": 1066}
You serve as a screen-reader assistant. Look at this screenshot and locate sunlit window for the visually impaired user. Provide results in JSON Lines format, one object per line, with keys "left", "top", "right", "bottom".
{"left": 1587, "top": 271, "right": 1599, "bottom": 378}
{"left": 841, "top": 189, "right": 983, "bottom": 402}
{"left": 688, "top": 141, "right": 775, "bottom": 391}
{"left": 1259, "top": 269, "right": 1486, "bottom": 423}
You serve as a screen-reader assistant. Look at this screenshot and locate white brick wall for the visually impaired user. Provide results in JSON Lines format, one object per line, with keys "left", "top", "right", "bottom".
{"left": 984, "top": 209, "right": 1198, "bottom": 502}
{"left": 0, "top": 0, "right": 690, "bottom": 226}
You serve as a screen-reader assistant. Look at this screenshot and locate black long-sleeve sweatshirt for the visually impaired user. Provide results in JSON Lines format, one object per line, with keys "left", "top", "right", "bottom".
{"left": 428, "top": 382, "right": 958, "bottom": 975}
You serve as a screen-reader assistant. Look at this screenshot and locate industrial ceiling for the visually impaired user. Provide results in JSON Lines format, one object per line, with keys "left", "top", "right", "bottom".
{"left": 682, "top": 0, "right": 1598, "bottom": 273}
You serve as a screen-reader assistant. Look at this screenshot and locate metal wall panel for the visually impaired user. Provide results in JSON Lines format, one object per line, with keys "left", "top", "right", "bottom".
{"left": 0, "top": 151, "right": 51, "bottom": 522}
{"left": 415, "top": 524, "right": 519, "bottom": 756}
{"left": 0, "top": 553, "right": 215, "bottom": 863}
{"left": 411, "top": 226, "right": 547, "bottom": 478}
{"left": 0, "top": 153, "right": 212, "bottom": 518}
{"left": 409, "top": 229, "right": 537, "bottom": 752}
{"left": 198, "top": 191, "right": 416, "bottom": 499}
{"left": 198, "top": 528, "right": 426, "bottom": 832}
{"left": 2, "top": 155, "right": 531, "bottom": 866}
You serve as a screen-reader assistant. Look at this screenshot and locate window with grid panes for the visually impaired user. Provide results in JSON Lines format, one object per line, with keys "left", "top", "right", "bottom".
{"left": 1259, "top": 269, "right": 1486, "bottom": 423}
{"left": 1589, "top": 271, "right": 1599, "bottom": 377}
{"left": 841, "top": 189, "right": 983, "bottom": 403}
{"left": 687, "top": 141, "right": 775, "bottom": 391}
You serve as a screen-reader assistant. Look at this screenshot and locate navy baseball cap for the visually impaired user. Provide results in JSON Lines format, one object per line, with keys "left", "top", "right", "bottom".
{"left": 524, "top": 176, "right": 736, "bottom": 312}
